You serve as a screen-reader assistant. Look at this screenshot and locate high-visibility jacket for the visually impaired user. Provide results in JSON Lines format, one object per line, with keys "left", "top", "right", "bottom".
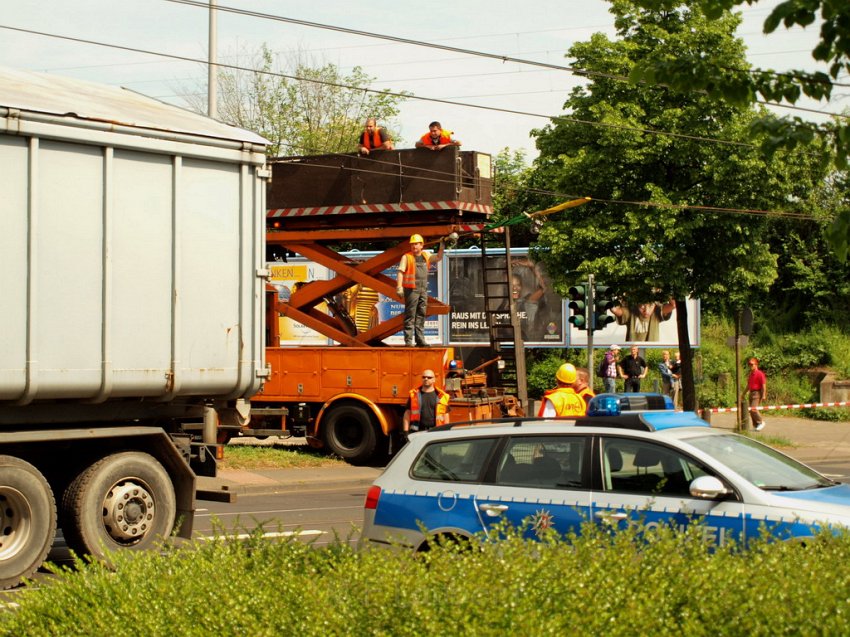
{"left": 419, "top": 131, "right": 453, "bottom": 146}
{"left": 537, "top": 386, "right": 586, "bottom": 417}
{"left": 577, "top": 387, "right": 595, "bottom": 415}
{"left": 400, "top": 252, "right": 432, "bottom": 288}
{"left": 361, "top": 128, "right": 385, "bottom": 150}
{"left": 408, "top": 387, "right": 450, "bottom": 428}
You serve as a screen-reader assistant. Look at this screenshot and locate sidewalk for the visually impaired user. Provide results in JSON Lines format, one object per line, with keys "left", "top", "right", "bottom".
{"left": 198, "top": 412, "right": 850, "bottom": 497}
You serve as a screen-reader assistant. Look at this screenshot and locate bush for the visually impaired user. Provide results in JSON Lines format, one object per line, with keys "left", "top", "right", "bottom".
{"left": 7, "top": 523, "right": 850, "bottom": 635}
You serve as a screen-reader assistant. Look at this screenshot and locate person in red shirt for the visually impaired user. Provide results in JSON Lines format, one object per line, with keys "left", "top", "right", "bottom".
{"left": 747, "top": 357, "right": 767, "bottom": 431}
{"left": 415, "top": 121, "right": 461, "bottom": 150}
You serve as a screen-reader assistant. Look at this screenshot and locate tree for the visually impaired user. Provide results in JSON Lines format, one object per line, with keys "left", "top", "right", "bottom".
{"left": 184, "top": 45, "right": 408, "bottom": 156}
{"left": 628, "top": 0, "right": 850, "bottom": 260}
{"left": 527, "top": 0, "right": 830, "bottom": 410}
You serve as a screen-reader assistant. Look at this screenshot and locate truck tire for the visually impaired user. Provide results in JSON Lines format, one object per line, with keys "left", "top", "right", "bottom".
{"left": 323, "top": 404, "right": 382, "bottom": 465}
{"left": 0, "top": 456, "right": 56, "bottom": 589}
{"left": 61, "top": 452, "right": 176, "bottom": 560}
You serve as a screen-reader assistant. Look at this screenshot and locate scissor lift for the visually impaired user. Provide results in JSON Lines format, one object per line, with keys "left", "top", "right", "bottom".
{"left": 244, "top": 148, "right": 516, "bottom": 464}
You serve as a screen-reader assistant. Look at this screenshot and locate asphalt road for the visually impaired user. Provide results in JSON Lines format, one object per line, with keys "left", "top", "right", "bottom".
{"left": 193, "top": 483, "right": 368, "bottom": 548}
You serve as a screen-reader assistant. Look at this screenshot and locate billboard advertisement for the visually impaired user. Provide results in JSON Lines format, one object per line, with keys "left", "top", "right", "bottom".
{"left": 446, "top": 249, "right": 566, "bottom": 346}
{"left": 568, "top": 297, "right": 701, "bottom": 347}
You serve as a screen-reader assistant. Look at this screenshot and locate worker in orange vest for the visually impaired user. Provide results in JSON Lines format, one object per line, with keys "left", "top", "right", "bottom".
{"left": 403, "top": 368, "right": 450, "bottom": 433}
{"left": 415, "top": 121, "right": 461, "bottom": 150}
{"left": 537, "top": 363, "right": 586, "bottom": 417}
{"left": 357, "top": 117, "right": 394, "bottom": 155}
{"left": 396, "top": 234, "right": 444, "bottom": 347}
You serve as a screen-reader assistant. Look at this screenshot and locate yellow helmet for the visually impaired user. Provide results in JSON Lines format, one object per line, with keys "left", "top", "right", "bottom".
{"left": 409, "top": 234, "right": 424, "bottom": 244}
{"left": 556, "top": 363, "right": 577, "bottom": 385}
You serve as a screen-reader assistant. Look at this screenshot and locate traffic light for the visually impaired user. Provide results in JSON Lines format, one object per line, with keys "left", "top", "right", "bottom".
{"left": 593, "top": 284, "right": 615, "bottom": 332}
{"left": 568, "top": 284, "right": 588, "bottom": 331}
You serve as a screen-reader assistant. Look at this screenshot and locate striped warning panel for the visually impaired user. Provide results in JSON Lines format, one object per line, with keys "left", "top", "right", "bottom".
{"left": 704, "top": 401, "right": 850, "bottom": 414}
{"left": 267, "top": 200, "right": 493, "bottom": 217}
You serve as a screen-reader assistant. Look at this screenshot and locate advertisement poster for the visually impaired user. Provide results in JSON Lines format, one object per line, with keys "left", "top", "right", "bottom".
{"left": 447, "top": 249, "right": 566, "bottom": 346}
{"left": 568, "top": 297, "right": 701, "bottom": 348}
{"left": 267, "top": 261, "right": 330, "bottom": 345}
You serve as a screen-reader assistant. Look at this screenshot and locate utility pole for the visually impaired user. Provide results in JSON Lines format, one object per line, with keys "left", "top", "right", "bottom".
{"left": 208, "top": 0, "right": 218, "bottom": 119}
{"left": 587, "top": 274, "right": 595, "bottom": 388}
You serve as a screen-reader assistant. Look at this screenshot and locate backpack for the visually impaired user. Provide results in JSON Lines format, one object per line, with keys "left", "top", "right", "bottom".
{"left": 597, "top": 357, "right": 608, "bottom": 378}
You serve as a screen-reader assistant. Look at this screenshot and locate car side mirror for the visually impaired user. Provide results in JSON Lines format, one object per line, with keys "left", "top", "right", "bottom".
{"left": 689, "top": 476, "right": 732, "bottom": 499}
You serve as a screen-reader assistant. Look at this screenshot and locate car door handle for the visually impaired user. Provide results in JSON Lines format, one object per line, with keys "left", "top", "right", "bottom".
{"left": 478, "top": 503, "right": 509, "bottom": 517}
{"left": 594, "top": 511, "right": 628, "bottom": 521}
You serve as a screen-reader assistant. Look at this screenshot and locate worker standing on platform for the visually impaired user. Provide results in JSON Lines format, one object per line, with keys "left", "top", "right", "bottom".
{"left": 357, "top": 117, "right": 394, "bottom": 155}
{"left": 396, "top": 234, "right": 444, "bottom": 347}
{"left": 415, "top": 121, "right": 461, "bottom": 150}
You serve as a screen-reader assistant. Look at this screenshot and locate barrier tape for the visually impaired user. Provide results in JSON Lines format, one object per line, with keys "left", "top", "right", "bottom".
{"left": 703, "top": 401, "right": 850, "bottom": 414}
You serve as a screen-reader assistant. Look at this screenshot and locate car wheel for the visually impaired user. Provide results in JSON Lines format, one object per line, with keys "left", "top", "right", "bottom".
{"left": 0, "top": 456, "right": 56, "bottom": 589}
{"left": 61, "top": 452, "right": 176, "bottom": 559}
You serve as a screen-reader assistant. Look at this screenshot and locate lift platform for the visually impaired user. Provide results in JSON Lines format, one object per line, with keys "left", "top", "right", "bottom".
{"left": 265, "top": 148, "right": 493, "bottom": 346}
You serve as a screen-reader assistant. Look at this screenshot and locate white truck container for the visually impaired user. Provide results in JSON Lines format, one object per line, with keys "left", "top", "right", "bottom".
{"left": 0, "top": 66, "right": 268, "bottom": 587}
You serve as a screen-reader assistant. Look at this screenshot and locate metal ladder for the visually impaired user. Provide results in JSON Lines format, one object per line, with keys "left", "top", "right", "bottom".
{"left": 479, "top": 227, "right": 528, "bottom": 409}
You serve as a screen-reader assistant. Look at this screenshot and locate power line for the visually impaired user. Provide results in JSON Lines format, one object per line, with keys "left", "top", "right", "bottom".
{"left": 163, "top": 0, "right": 850, "bottom": 105}
{"left": 0, "top": 23, "right": 761, "bottom": 149}
{"left": 278, "top": 152, "right": 825, "bottom": 222}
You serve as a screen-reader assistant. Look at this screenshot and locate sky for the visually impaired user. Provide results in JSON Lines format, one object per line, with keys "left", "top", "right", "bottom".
{"left": 0, "top": 0, "right": 842, "bottom": 159}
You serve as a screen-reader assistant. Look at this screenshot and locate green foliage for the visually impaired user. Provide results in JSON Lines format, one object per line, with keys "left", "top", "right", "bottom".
{"left": 188, "top": 45, "right": 409, "bottom": 156}
{"left": 9, "top": 523, "right": 850, "bottom": 635}
{"left": 525, "top": 349, "right": 575, "bottom": 399}
{"left": 221, "top": 444, "right": 344, "bottom": 470}
{"left": 631, "top": 0, "right": 850, "bottom": 257}
{"left": 806, "top": 407, "right": 850, "bottom": 422}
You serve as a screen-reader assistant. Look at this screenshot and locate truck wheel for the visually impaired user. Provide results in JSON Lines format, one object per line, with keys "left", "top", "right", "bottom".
{"left": 0, "top": 457, "right": 56, "bottom": 589}
{"left": 323, "top": 404, "right": 382, "bottom": 465}
{"left": 61, "top": 452, "right": 176, "bottom": 560}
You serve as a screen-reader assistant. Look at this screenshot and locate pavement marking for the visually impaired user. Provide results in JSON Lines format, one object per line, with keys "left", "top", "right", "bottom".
{"left": 196, "top": 505, "right": 363, "bottom": 518}
{"left": 198, "top": 530, "right": 325, "bottom": 541}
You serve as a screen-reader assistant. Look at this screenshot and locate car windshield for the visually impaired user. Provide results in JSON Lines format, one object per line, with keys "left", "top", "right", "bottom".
{"left": 687, "top": 433, "right": 834, "bottom": 491}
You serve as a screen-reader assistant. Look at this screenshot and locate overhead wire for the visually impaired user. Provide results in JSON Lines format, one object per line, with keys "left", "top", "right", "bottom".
{"left": 161, "top": 0, "right": 850, "bottom": 105}
{"left": 268, "top": 152, "right": 826, "bottom": 222}
{"left": 0, "top": 23, "right": 765, "bottom": 148}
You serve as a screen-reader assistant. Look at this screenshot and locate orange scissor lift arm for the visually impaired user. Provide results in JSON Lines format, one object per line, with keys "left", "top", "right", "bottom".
{"left": 249, "top": 148, "right": 497, "bottom": 463}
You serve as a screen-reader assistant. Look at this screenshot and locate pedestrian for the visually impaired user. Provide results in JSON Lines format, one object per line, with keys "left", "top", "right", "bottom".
{"left": 357, "top": 117, "right": 394, "bottom": 155}
{"left": 573, "top": 368, "right": 595, "bottom": 415}
{"left": 402, "top": 369, "right": 450, "bottom": 434}
{"left": 396, "top": 234, "right": 444, "bottom": 347}
{"left": 537, "top": 363, "right": 587, "bottom": 417}
{"left": 619, "top": 345, "right": 647, "bottom": 392}
{"left": 658, "top": 350, "right": 675, "bottom": 398}
{"left": 415, "top": 121, "right": 461, "bottom": 150}
{"left": 598, "top": 344, "right": 621, "bottom": 394}
{"left": 747, "top": 357, "right": 767, "bottom": 431}
{"left": 671, "top": 350, "right": 682, "bottom": 407}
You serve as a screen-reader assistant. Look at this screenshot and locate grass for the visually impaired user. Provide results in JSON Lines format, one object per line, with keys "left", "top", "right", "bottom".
{"left": 219, "top": 443, "right": 346, "bottom": 470}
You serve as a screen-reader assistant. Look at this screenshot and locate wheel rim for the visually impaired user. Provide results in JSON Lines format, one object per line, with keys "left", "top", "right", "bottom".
{"left": 101, "top": 479, "right": 156, "bottom": 544}
{"left": 0, "top": 488, "right": 34, "bottom": 561}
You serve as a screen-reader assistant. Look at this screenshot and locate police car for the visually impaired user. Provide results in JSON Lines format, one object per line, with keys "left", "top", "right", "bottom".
{"left": 361, "top": 407, "right": 850, "bottom": 550}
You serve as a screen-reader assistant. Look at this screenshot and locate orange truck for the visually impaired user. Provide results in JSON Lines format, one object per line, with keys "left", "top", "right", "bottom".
{"left": 230, "top": 149, "right": 515, "bottom": 464}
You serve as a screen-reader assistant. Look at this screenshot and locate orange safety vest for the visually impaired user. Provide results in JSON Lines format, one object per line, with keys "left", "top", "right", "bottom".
{"left": 409, "top": 387, "right": 450, "bottom": 426}
{"left": 537, "top": 386, "right": 586, "bottom": 417}
{"left": 400, "top": 252, "right": 432, "bottom": 288}
{"left": 361, "top": 128, "right": 384, "bottom": 150}
{"left": 419, "top": 131, "right": 453, "bottom": 146}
